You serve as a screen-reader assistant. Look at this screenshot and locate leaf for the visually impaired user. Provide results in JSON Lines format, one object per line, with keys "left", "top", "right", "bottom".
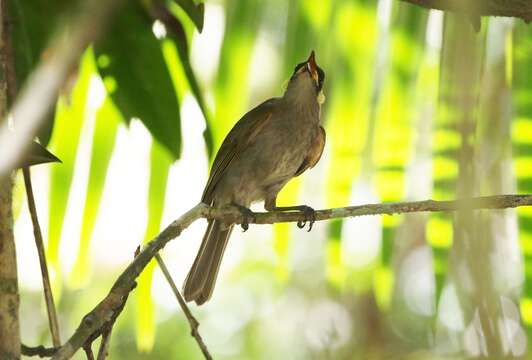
{"left": 513, "top": 20, "right": 532, "bottom": 336}
{"left": 172, "top": 0, "right": 204, "bottom": 32}
{"left": 69, "top": 96, "right": 121, "bottom": 287}
{"left": 18, "top": 141, "right": 61, "bottom": 168}
{"left": 212, "top": 0, "right": 262, "bottom": 150}
{"left": 94, "top": 2, "right": 182, "bottom": 159}
{"left": 9, "top": 0, "right": 62, "bottom": 144}
{"left": 325, "top": 3, "right": 377, "bottom": 285}
{"left": 153, "top": 3, "right": 214, "bottom": 157}
{"left": 136, "top": 139, "right": 172, "bottom": 352}
{"left": 47, "top": 50, "right": 94, "bottom": 281}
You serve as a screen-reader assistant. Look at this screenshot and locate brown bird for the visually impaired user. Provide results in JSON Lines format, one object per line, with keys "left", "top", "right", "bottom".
{"left": 183, "top": 51, "right": 326, "bottom": 305}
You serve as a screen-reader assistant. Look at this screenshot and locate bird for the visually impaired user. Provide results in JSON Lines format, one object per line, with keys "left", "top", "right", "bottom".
{"left": 183, "top": 51, "right": 326, "bottom": 305}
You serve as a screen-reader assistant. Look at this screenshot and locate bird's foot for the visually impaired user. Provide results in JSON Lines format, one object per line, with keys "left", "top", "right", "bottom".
{"left": 233, "top": 205, "right": 255, "bottom": 232}
{"left": 295, "top": 205, "right": 316, "bottom": 232}
{"left": 267, "top": 204, "right": 316, "bottom": 232}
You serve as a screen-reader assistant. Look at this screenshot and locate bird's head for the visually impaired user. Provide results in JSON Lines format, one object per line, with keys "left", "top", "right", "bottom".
{"left": 284, "top": 51, "right": 325, "bottom": 107}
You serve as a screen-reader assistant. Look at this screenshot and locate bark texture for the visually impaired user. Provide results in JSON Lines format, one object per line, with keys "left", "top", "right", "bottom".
{"left": 0, "top": 178, "right": 19, "bottom": 360}
{"left": 0, "top": 0, "right": 20, "bottom": 357}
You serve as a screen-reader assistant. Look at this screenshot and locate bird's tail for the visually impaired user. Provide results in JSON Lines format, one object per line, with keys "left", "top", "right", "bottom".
{"left": 183, "top": 220, "right": 233, "bottom": 305}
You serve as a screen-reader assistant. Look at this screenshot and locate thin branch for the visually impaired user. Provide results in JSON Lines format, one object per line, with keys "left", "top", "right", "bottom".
{"left": 399, "top": 0, "right": 532, "bottom": 22}
{"left": 22, "top": 167, "right": 61, "bottom": 347}
{"left": 0, "top": 0, "right": 125, "bottom": 177}
{"left": 155, "top": 253, "right": 212, "bottom": 360}
{"left": 21, "top": 343, "right": 58, "bottom": 358}
{"left": 83, "top": 345, "right": 95, "bottom": 360}
{"left": 95, "top": 327, "right": 112, "bottom": 360}
{"left": 209, "top": 194, "right": 532, "bottom": 225}
{"left": 52, "top": 194, "right": 532, "bottom": 359}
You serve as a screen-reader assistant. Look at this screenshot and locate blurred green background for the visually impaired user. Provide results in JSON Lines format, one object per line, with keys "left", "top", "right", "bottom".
{"left": 11, "top": 0, "right": 532, "bottom": 358}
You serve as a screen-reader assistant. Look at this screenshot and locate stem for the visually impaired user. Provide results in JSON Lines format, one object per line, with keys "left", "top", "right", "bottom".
{"left": 22, "top": 167, "right": 61, "bottom": 347}
{"left": 155, "top": 254, "right": 212, "bottom": 360}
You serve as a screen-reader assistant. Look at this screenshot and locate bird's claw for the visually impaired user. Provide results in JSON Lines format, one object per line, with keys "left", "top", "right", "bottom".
{"left": 296, "top": 206, "right": 315, "bottom": 232}
{"left": 234, "top": 205, "right": 255, "bottom": 232}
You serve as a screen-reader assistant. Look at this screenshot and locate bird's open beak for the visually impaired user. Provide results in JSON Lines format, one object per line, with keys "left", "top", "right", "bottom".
{"left": 307, "top": 50, "right": 319, "bottom": 82}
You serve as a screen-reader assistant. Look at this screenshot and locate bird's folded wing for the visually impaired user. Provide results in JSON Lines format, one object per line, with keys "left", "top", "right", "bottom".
{"left": 201, "top": 99, "right": 276, "bottom": 204}
{"left": 294, "top": 125, "right": 325, "bottom": 177}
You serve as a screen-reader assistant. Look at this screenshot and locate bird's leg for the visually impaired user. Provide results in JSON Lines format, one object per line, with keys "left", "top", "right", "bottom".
{"left": 264, "top": 198, "right": 316, "bottom": 232}
{"left": 231, "top": 204, "right": 255, "bottom": 232}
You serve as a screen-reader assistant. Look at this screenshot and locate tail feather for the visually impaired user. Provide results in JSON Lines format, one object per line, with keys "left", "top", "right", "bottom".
{"left": 183, "top": 220, "right": 233, "bottom": 305}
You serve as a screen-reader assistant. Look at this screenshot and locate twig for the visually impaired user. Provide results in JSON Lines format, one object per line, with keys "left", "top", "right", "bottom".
{"left": 155, "top": 253, "right": 212, "bottom": 360}
{"left": 0, "top": 0, "right": 125, "bottom": 176}
{"left": 21, "top": 343, "right": 58, "bottom": 358}
{"left": 22, "top": 167, "right": 61, "bottom": 347}
{"left": 96, "top": 327, "right": 113, "bottom": 360}
{"left": 51, "top": 194, "right": 532, "bottom": 359}
{"left": 83, "top": 345, "right": 95, "bottom": 360}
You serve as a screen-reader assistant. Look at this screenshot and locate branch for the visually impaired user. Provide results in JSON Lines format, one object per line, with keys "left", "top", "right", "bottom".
{"left": 155, "top": 254, "right": 212, "bottom": 360}
{"left": 51, "top": 204, "right": 204, "bottom": 360}
{"left": 0, "top": 0, "right": 124, "bottom": 177}
{"left": 23, "top": 167, "right": 61, "bottom": 347}
{"left": 52, "top": 194, "right": 532, "bottom": 359}
{"left": 209, "top": 194, "right": 532, "bottom": 225}
{"left": 21, "top": 344, "right": 58, "bottom": 358}
{"left": 400, "top": 0, "right": 532, "bottom": 22}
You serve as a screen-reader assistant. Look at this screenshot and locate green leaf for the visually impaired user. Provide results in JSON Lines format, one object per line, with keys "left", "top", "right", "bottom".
{"left": 211, "top": 0, "right": 262, "bottom": 150}
{"left": 136, "top": 139, "right": 172, "bottom": 352}
{"left": 172, "top": 0, "right": 204, "bottom": 32}
{"left": 47, "top": 50, "right": 94, "bottom": 283}
{"left": 94, "top": 2, "right": 182, "bottom": 159}
{"left": 69, "top": 96, "right": 121, "bottom": 287}
{"left": 9, "top": 0, "right": 63, "bottom": 144}
{"left": 154, "top": 2, "right": 214, "bottom": 157}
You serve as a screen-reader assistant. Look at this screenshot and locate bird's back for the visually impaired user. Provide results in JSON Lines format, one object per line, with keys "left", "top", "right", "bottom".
{"left": 205, "top": 97, "right": 320, "bottom": 207}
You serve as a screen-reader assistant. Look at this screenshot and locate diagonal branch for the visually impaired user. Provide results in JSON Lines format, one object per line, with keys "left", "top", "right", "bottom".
{"left": 51, "top": 194, "right": 532, "bottom": 359}
{"left": 155, "top": 254, "right": 212, "bottom": 360}
{"left": 399, "top": 0, "right": 532, "bottom": 22}
{"left": 23, "top": 167, "right": 61, "bottom": 347}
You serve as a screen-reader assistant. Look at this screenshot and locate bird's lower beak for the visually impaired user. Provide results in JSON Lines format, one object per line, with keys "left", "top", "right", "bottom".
{"left": 307, "top": 50, "right": 319, "bottom": 82}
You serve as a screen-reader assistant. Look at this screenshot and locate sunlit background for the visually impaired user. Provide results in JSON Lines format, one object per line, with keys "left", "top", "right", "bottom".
{"left": 12, "top": 0, "right": 532, "bottom": 358}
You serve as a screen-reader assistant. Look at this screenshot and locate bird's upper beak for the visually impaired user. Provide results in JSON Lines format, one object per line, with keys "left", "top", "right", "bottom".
{"left": 307, "top": 50, "right": 319, "bottom": 82}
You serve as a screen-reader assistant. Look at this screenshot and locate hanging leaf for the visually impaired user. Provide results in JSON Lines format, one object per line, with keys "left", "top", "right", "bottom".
{"left": 8, "top": 0, "right": 66, "bottom": 144}
{"left": 94, "top": 2, "right": 182, "bottom": 159}
{"left": 47, "top": 50, "right": 94, "bottom": 285}
{"left": 152, "top": 2, "right": 214, "bottom": 156}
{"left": 325, "top": 2, "right": 377, "bottom": 288}
{"left": 69, "top": 96, "right": 121, "bottom": 287}
{"left": 513, "top": 19, "right": 532, "bottom": 336}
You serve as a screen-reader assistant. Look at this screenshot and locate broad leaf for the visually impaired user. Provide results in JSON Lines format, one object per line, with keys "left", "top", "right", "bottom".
{"left": 69, "top": 96, "right": 120, "bottom": 287}
{"left": 95, "top": 2, "right": 182, "bottom": 159}
{"left": 47, "top": 50, "right": 94, "bottom": 284}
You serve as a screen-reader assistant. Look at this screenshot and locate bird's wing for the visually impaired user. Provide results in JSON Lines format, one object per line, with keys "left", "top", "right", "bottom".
{"left": 201, "top": 99, "right": 276, "bottom": 204}
{"left": 294, "top": 125, "right": 326, "bottom": 177}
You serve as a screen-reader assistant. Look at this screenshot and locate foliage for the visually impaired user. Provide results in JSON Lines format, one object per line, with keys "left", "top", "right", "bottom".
{"left": 11, "top": 0, "right": 532, "bottom": 358}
